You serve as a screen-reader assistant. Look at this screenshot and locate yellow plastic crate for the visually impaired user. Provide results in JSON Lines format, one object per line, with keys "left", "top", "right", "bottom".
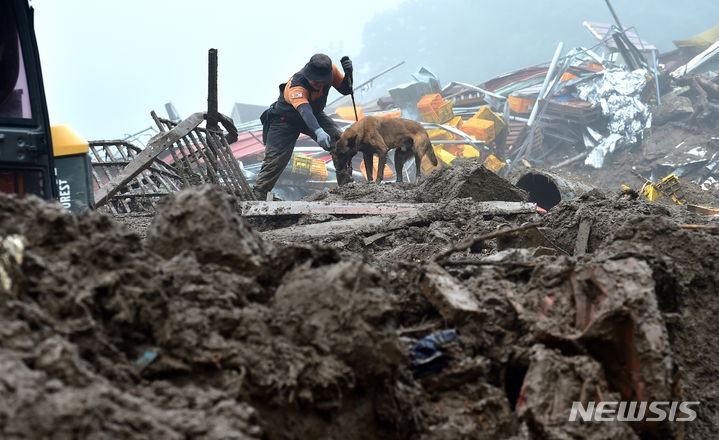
{"left": 445, "top": 115, "right": 464, "bottom": 129}
{"left": 427, "top": 127, "right": 460, "bottom": 141}
{"left": 444, "top": 143, "right": 479, "bottom": 159}
{"left": 310, "top": 158, "right": 328, "bottom": 181}
{"left": 420, "top": 101, "right": 455, "bottom": 124}
{"left": 291, "top": 154, "right": 313, "bottom": 176}
{"left": 483, "top": 154, "right": 506, "bottom": 173}
{"left": 421, "top": 144, "right": 446, "bottom": 175}
{"left": 435, "top": 144, "right": 457, "bottom": 166}
{"left": 471, "top": 106, "right": 506, "bottom": 135}
{"left": 461, "top": 118, "right": 495, "bottom": 142}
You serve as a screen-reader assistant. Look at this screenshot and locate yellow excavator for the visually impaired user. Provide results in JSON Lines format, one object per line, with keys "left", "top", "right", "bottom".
{"left": 1, "top": 0, "right": 93, "bottom": 213}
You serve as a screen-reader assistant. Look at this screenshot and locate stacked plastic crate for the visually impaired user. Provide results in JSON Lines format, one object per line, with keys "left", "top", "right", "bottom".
{"left": 417, "top": 94, "right": 455, "bottom": 124}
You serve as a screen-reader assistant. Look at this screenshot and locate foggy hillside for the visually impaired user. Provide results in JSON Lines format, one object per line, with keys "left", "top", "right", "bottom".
{"left": 342, "top": 0, "right": 719, "bottom": 105}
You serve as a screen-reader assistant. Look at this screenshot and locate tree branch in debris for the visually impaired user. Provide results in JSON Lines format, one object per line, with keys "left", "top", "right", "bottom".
{"left": 433, "top": 223, "right": 540, "bottom": 264}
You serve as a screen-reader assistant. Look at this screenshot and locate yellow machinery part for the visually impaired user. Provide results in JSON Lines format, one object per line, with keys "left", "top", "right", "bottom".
{"left": 51, "top": 125, "right": 89, "bottom": 157}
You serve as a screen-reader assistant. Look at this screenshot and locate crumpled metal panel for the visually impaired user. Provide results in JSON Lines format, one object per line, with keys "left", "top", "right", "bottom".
{"left": 576, "top": 68, "right": 652, "bottom": 168}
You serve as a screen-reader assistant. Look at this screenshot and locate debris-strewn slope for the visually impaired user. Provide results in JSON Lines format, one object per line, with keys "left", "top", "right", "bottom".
{"left": 2, "top": 175, "right": 718, "bottom": 439}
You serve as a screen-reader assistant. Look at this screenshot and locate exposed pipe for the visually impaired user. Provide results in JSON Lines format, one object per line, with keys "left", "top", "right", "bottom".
{"left": 514, "top": 170, "right": 593, "bottom": 210}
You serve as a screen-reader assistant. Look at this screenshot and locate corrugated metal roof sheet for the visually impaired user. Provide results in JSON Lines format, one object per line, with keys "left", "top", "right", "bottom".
{"left": 583, "top": 21, "right": 657, "bottom": 51}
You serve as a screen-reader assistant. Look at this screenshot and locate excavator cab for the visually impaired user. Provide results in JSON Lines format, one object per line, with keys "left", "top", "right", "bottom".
{"left": 0, "top": 0, "right": 57, "bottom": 199}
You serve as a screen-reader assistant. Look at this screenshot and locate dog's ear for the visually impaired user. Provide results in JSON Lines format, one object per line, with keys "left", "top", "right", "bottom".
{"left": 339, "top": 133, "right": 356, "bottom": 153}
{"left": 346, "top": 134, "right": 357, "bottom": 148}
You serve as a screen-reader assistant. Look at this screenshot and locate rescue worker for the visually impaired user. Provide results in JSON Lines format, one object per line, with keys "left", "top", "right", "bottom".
{"left": 252, "top": 53, "right": 355, "bottom": 200}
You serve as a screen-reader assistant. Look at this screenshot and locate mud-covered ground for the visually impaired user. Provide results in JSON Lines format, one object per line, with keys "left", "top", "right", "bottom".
{"left": 2, "top": 163, "right": 719, "bottom": 439}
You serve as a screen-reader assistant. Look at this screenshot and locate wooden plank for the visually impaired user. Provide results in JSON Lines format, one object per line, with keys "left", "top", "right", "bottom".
{"left": 241, "top": 201, "right": 536, "bottom": 217}
{"left": 262, "top": 215, "right": 410, "bottom": 242}
{"left": 687, "top": 204, "right": 719, "bottom": 216}
{"left": 260, "top": 202, "right": 538, "bottom": 242}
{"left": 240, "top": 201, "right": 422, "bottom": 217}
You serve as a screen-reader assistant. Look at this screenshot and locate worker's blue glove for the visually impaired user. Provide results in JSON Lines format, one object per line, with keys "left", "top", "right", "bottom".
{"left": 315, "top": 128, "right": 332, "bottom": 151}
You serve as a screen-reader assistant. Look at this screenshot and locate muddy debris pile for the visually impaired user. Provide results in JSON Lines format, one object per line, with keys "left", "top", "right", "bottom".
{"left": 2, "top": 178, "right": 719, "bottom": 439}
{"left": 308, "top": 163, "right": 528, "bottom": 204}
{"left": 273, "top": 164, "right": 532, "bottom": 264}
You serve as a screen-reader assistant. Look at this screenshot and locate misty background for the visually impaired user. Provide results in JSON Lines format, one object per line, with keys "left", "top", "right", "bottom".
{"left": 33, "top": 0, "right": 719, "bottom": 141}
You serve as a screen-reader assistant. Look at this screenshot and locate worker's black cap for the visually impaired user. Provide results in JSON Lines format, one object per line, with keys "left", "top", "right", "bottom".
{"left": 302, "top": 54, "right": 333, "bottom": 83}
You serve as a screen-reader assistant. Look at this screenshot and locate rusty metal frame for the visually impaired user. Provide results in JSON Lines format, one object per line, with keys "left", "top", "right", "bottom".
{"left": 92, "top": 110, "right": 256, "bottom": 214}
{"left": 90, "top": 140, "right": 183, "bottom": 215}
{"left": 150, "top": 112, "right": 255, "bottom": 201}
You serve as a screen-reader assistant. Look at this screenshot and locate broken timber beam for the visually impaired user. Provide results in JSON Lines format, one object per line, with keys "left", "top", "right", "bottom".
{"left": 259, "top": 201, "right": 538, "bottom": 241}
{"left": 240, "top": 201, "right": 537, "bottom": 217}
{"left": 575, "top": 217, "right": 592, "bottom": 256}
{"left": 687, "top": 204, "right": 719, "bottom": 216}
{"left": 94, "top": 112, "right": 205, "bottom": 207}
{"left": 262, "top": 215, "right": 410, "bottom": 242}
{"left": 433, "top": 222, "right": 540, "bottom": 264}
{"left": 240, "top": 201, "right": 421, "bottom": 216}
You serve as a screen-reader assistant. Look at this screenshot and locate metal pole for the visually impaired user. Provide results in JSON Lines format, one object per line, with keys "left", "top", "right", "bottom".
{"left": 604, "top": 0, "right": 625, "bottom": 31}
{"left": 349, "top": 76, "right": 359, "bottom": 121}
{"left": 527, "top": 42, "right": 564, "bottom": 127}
{"left": 327, "top": 61, "right": 406, "bottom": 107}
{"left": 207, "top": 48, "right": 218, "bottom": 131}
{"left": 652, "top": 50, "right": 661, "bottom": 105}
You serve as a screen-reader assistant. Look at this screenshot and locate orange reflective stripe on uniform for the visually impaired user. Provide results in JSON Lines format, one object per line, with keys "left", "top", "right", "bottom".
{"left": 284, "top": 77, "right": 310, "bottom": 109}
{"left": 282, "top": 64, "right": 345, "bottom": 110}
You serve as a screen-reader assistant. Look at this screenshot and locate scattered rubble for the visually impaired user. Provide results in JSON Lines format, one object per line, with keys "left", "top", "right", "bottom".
{"left": 3, "top": 165, "right": 719, "bottom": 438}
{"left": 5, "top": 4, "right": 719, "bottom": 440}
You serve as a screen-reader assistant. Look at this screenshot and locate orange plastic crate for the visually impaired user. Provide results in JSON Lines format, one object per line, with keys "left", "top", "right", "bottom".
{"left": 461, "top": 119, "right": 495, "bottom": 142}
{"left": 417, "top": 93, "right": 445, "bottom": 113}
{"left": 336, "top": 106, "right": 363, "bottom": 121}
{"left": 373, "top": 109, "right": 402, "bottom": 118}
{"left": 508, "top": 95, "right": 534, "bottom": 114}
{"left": 360, "top": 156, "right": 393, "bottom": 181}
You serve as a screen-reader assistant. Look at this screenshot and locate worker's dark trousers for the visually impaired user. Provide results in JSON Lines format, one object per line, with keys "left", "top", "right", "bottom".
{"left": 253, "top": 112, "right": 342, "bottom": 199}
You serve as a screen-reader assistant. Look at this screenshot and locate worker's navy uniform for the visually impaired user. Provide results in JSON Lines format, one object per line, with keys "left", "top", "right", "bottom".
{"left": 253, "top": 63, "right": 353, "bottom": 199}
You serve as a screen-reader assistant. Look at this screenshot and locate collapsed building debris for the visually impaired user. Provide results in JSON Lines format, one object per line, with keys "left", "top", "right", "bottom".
{"left": 6, "top": 4, "right": 719, "bottom": 439}
{"left": 85, "top": 14, "right": 719, "bottom": 213}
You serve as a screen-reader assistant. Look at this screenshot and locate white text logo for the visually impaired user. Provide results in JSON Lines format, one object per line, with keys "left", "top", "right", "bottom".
{"left": 568, "top": 401, "right": 699, "bottom": 422}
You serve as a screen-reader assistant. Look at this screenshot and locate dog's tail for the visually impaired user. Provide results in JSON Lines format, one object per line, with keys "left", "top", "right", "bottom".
{"left": 418, "top": 132, "right": 438, "bottom": 166}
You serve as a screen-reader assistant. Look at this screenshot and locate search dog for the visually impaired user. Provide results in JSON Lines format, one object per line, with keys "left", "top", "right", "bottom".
{"left": 335, "top": 116, "right": 438, "bottom": 183}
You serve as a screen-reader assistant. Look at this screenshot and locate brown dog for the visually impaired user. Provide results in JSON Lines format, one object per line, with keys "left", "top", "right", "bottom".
{"left": 335, "top": 116, "right": 438, "bottom": 183}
